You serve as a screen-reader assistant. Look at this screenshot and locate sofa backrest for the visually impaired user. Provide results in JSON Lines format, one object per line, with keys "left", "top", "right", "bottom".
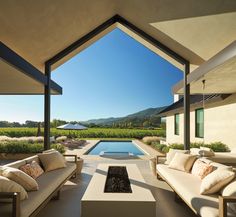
{"left": 4, "top": 155, "right": 40, "bottom": 169}
{"left": 5, "top": 159, "right": 26, "bottom": 168}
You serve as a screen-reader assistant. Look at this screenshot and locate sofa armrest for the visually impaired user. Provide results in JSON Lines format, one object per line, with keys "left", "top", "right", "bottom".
{"left": 0, "top": 192, "right": 20, "bottom": 217}
{"left": 219, "top": 195, "right": 236, "bottom": 217}
{"left": 63, "top": 154, "right": 78, "bottom": 163}
{"left": 156, "top": 154, "right": 166, "bottom": 164}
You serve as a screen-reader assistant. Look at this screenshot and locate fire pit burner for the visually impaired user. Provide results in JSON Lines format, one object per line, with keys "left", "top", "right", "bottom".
{"left": 104, "top": 166, "right": 132, "bottom": 193}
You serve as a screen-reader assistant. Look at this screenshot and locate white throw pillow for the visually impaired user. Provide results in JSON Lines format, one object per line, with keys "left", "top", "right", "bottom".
{"left": 200, "top": 169, "right": 235, "bottom": 195}
{"left": 0, "top": 175, "right": 28, "bottom": 201}
{"left": 221, "top": 179, "right": 236, "bottom": 214}
{"left": 0, "top": 166, "right": 39, "bottom": 191}
{"left": 190, "top": 148, "right": 200, "bottom": 155}
{"left": 165, "top": 149, "right": 189, "bottom": 165}
{"left": 200, "top": 146, "right": 212, "bottom": 152}
{"left": 168, "top": 153, "right": 197, "bottom": 172}
{"left": 38, "top": 151, "right": 66, "bottom": 172}
{"left": 191, "top": 159, "right": 213, "bottom": 179}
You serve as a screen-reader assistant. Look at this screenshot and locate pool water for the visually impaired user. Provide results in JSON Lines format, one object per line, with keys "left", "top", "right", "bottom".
{"left": 87, "top": 141, "right": 145, "bottom": 156}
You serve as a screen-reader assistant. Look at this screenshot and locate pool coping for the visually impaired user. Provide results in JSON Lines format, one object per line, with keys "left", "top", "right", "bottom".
{"left": 65, "top": 139, "right": 161, "bottom": 161}
{"left": 84, "top": 140, "right": 149, "bottom": 156}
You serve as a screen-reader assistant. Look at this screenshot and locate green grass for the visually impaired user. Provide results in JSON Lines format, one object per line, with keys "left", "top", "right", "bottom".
{"left": 0, "top": 127, "right": 165, "bottom": 139}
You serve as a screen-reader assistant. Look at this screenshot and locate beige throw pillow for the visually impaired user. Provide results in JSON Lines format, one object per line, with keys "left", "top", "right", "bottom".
{"left": 191, "top": 159, "right": 213, "bottom": 179}
{"left": 221, "top": 179, "right": 236, "bottom": 214}
{"left": 0, "top": 175, "right": 28, "bottom": 201}
{"left": 0, "top": 166, "right": 39, "bottom": 191}
{"left": 200, "top": 169, "right": 235, "bottom": 195}
{"left": 168, "top": 153, "right": 196, "bottom": 172}
{"left": 38, "top": 151, "right": 66, "bottom": 172}
{"left": 165, "top": 149, "right": 189, "bottom": 165}
{"left": 20, "top": 161, "right": 44, "bottom": 179}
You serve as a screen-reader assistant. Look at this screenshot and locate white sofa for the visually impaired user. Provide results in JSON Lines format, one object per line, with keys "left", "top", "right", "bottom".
{"left": 0, "top": 154, "right": 77, "bottom": 217}
{"left": 156, "top": 156, "right": 236, "bottom": 217}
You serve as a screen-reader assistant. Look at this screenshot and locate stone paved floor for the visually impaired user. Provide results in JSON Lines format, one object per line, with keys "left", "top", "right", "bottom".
{"left": 37, "top": 158, "right": 197, "bottom": 217}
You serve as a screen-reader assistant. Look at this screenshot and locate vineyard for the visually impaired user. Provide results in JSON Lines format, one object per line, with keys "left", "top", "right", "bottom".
{"left": 0, "top": 127, "right": 165, "bottom": 139}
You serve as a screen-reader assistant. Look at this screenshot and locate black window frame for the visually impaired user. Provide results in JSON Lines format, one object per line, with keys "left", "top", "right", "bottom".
{"left": 195, "top": 108, "right": 204, "bottom": 138}
{"left": 174, "top": 113, "right": 180, "bottom": 135}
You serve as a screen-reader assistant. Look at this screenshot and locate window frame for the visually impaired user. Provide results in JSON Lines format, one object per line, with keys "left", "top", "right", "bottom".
{"left": 174, "top": 113, "right": 180, "bottom": 135}
{"left": 195, "top": 108, "right": 204, "bottom": 138}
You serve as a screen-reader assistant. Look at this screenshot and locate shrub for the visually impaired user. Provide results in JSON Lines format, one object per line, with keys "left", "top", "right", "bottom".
{"left": 0, "top": 141, "right": 65, "bottom": 154}
{"left": 160, "top": 141, "right": 230, "bottom": 153}
{"left": 169, "top": 143, "right": 184, "bottom": 150}
{"left": 51, "top": 143, "right": 66, "bottom": 154}
{"left": 150, "top": 142, "right": 167, "bottom": 153}
{"left": 205, "top": 142, "right": 230, "bottom": 152}
{"left": 142, "top": 136, "right": 160, "bottom": 145}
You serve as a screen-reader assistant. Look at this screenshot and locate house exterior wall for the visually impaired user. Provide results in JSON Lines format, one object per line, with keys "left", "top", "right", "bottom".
{"left": 166, "top": 95, "right": 236, "bottom": 150}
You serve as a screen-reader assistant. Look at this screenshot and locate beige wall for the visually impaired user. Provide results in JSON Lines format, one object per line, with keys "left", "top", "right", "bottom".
{"left": 166, "top": 96, "right": 236, "bottom": 150}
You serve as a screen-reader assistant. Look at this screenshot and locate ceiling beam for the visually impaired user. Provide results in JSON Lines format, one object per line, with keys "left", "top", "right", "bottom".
{"left": 0, "top": 42, "right": 62, "bottom": 94}
{"left": 46, "top": 15, "right": 188, "bottom": 67}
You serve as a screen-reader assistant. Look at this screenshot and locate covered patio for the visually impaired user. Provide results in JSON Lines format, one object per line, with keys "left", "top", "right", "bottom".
{"left": 0, "top": 1, "right": 236, "bottom": 217}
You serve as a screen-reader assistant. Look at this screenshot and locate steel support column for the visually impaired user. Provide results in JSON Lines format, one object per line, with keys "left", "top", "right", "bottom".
{"left": 44, "top": 63, "right": 51, "bottom": 150}
{"left": 184, "top": 62, "right": 190, "bottom": 150}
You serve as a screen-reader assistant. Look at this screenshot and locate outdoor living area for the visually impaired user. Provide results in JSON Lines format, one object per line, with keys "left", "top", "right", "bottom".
{"left": 1, "top": 1, "right": 236, "bottom": 217}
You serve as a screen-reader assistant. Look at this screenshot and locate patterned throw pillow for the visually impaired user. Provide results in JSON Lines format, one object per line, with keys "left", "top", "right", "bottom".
{"left": 191, "top": 159, "right": 213, "bottom": 179}
{"left": 20, "top": 161, "right": 44, "bottom": 179}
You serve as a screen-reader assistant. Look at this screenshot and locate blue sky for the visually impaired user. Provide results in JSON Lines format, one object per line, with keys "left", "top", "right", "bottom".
{"left": 0, "top": 29, "right": 182, "bottom": 123}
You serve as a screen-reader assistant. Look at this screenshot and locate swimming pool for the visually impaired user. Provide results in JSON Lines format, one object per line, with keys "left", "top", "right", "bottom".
{"left": 87, "top": 141, "right": 145, "bottom": 156}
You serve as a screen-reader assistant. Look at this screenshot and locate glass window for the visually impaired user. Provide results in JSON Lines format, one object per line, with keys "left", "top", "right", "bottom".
{"left": 195, "top": 108, "right": 204, "bottom": 138}
{"left": 174, "top": 114, "right": 180, "bottom": 135}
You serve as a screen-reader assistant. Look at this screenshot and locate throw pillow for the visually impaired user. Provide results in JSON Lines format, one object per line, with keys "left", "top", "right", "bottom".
{"left": 200, "top": 168, "right": 235, "bottom": 195}
{"left": 221, "top": 179, "right": 236, "bottom": 214}
{"left": 190, "top": 148, "right": 201, "bottom": 155}
{"left": 38, "top": 151, "right": 66, "bottom": 172}
{"left": 20, "top": 161, "right": 44, "bottom": 179}
{"left": 168, "top": 153, "right": 197, "bottom": 172}
{"left": 191, "top": 159, "right": 213, "bottom": 179}
{"left": 0, "top": 167, "right": 39, "bottom": 191}
{"left": 165, "top": 149, "right": 189, "bottom": 165}
{"left": 0, "top": 175, "right": 28, "bottom": 201}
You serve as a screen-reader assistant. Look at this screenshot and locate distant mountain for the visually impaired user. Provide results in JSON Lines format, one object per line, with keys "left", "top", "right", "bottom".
{"left": 81, "top": 106, "right": 167, "bottom": 127}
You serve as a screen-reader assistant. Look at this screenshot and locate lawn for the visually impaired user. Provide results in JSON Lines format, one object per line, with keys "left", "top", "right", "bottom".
{"left": 0, "top": 127, "right": 165, "bottom": 139}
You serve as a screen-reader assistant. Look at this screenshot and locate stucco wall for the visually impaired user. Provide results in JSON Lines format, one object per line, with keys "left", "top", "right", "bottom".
{"left": 166, "top": 99, "right": 236, "bottom": 150}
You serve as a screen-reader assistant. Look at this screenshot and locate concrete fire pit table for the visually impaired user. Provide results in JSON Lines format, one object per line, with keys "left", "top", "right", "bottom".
{"left": 81, "top": 164, "right": 156, "bottom": 217}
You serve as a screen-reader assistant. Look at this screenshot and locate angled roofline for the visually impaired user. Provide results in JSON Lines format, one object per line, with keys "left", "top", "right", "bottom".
{"left": 158, "top": 94, "right": 231, "bottom": 116}
{"left": 46, "top": 14, "right": 188, "bottom": 67}
{"left": 0, "top": 42, "right": 62, "bottom": 94}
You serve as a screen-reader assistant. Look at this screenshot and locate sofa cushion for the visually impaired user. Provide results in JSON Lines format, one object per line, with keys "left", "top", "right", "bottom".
{"left": 168, "top": 153, "right": 196, "bottom": 172}
{"left": 165, "top": 149, "right": 189, "bottom": 165}
{"left": 20, "top": 161, "right": 44, "bottom": 179}
{"left": 156, "top": 164, "right": 235, "bottom": 217}
{"left": 191, "top": 159, "right": 213, "bottom": 179}
{"left": 19, "top": 162, "right": 76, "bottom": 217}
{"left": 0, "top": 175, "right": 28, "bottom": 201}
{"left": 221, "top": 179, "right": 236, "bottom": 214}
{"left": 200, "top": 169, "right": 235, "bottom": 195}
{"left": 38, "top": 151, "right": 66, "bottom": 172}
{"left": 0, "top": 167, "right": 38, "bottom": 191}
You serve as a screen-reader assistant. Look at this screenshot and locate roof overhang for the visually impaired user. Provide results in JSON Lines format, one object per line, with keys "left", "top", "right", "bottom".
{"left": 173, "top": 41, "right": 236, "bottom": 94}
{"left": 1, "top": 1, "right": 235, "bottom": 74}
{"left": 47, "top": 15, "right": 187, "bottom": 71}
{"left": 0, "top": 42, "right": 62, "bottom": 95}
